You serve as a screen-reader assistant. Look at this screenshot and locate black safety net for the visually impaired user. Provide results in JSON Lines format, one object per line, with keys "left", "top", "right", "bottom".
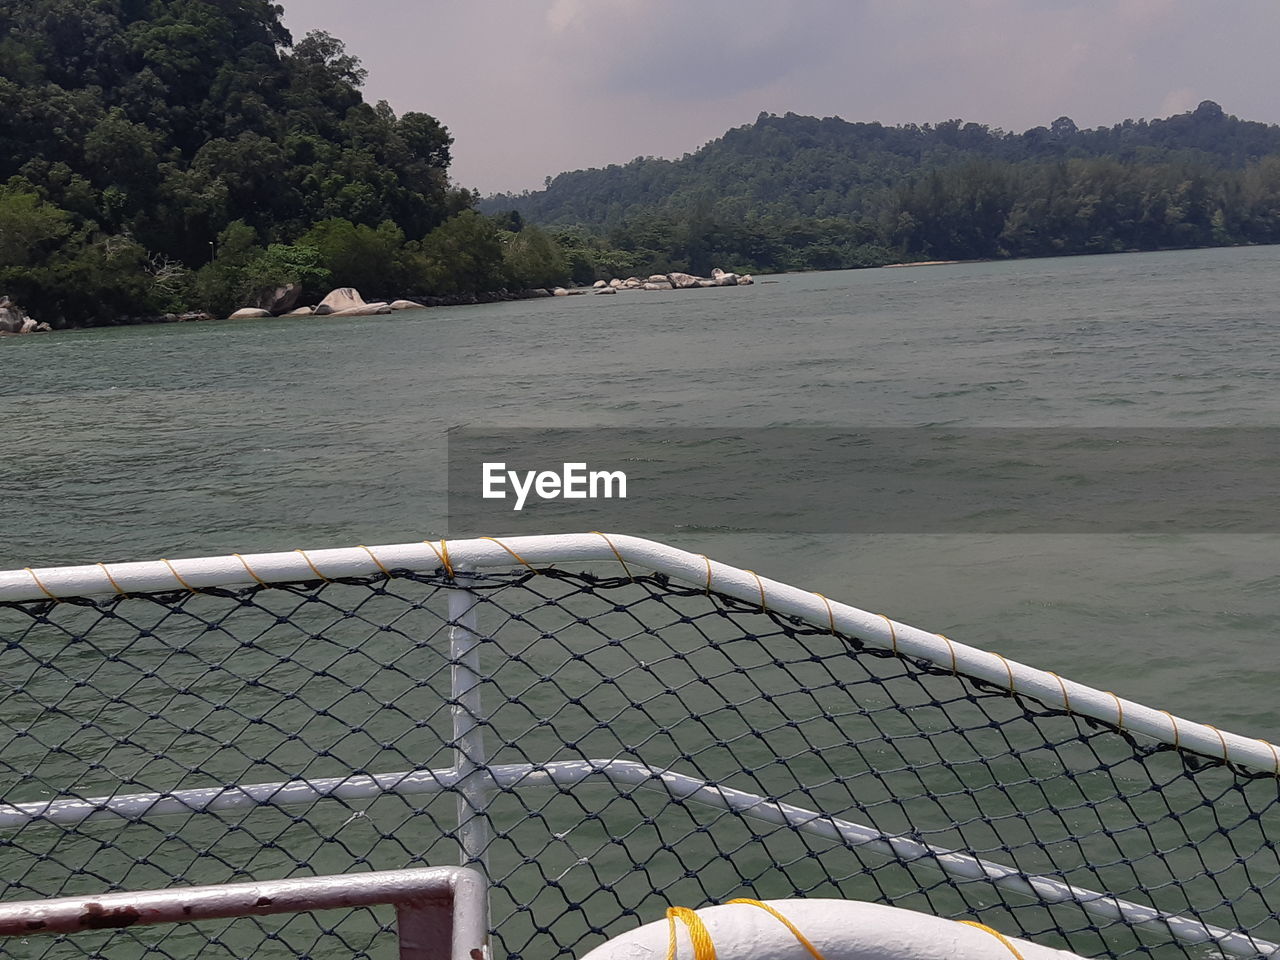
{"left": 0, "top": 567, "right": 1276, "bottom": 959}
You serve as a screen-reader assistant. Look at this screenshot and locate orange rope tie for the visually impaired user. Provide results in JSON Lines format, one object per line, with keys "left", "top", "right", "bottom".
{"left": 424, "top": 540, "right": 454, "bottom": 579}
{"left": 24, "top": 568, "right": 58, "bottom": 601}
{"left": 1106, "top": 691, "right": 1125, "bottom": 729}
{"left": 937, "top": 633, "right": 958, "bottom": 674}
{"left": 233, "top": 554, "right": 268, "bottom": 585}
{"left": 482, "top": 537, "right": 539, "bottom": 574}
{"left": 161, "top": 559, "right": 198, "bottom": 592}
{"left": 1047, "top": 670, "right": 1073, "bottom": 714}
{"left": 665, "top": 906, "right": 716, "bottom": 960}
{"left": 1161, "top": 709, "right": 1182, "bottom": 749}
{"left": 957, "top": 921, "right": 1027, "bottom": 960}
{"left": 592, "top": 532, "right": 635, "bottom": 581}
{"left": 97, "top": 563, "right": 128, "bottom": 597}
{"left": 726, "top": 899, "right": 827, "bottom": 960}
{"left": 814, "top": 593, "right": 836, "bottom": 635}
{"left": 701, "top": 555, "right": 713, "bottom": 596}
{"left": 744, "top": 570, "right": 768, "bottom": 610}
{"left": 877, "top": 614, "right": 899, "bottom": 655}
{"left": 1206, "top": 724, "right": 1230, "bottom": 762}
{"left": 357, "top": 545, "right": 393, "bottom": 578}
{"left": 294, "top": 549, "right": 332, "bottom": 583}
{"left": 993, "top": 652, "right": 1016, "bottom": 692}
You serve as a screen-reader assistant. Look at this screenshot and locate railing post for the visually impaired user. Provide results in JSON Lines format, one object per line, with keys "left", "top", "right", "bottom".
{"left": 447, "top": 570, "right": 491, "bottom": 918}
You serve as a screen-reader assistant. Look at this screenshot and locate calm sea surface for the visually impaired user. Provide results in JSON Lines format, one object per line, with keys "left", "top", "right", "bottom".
{"left": 2, "top": 245, "right": 1279, "bottom": 734}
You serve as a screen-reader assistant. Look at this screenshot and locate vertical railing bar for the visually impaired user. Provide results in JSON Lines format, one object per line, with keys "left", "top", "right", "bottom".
{"left": 447, "top": 568, "right": 491, "bottom": 929}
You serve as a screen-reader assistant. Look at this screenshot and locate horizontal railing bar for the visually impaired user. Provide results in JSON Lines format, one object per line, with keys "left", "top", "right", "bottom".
{"left": 1, "top": 533, "right": 1277, "bottom": 776}
{"left": 0, "top": 866, "right": 488, "bottom": 960}
{"left": 0, "top": 760, "right": 1268, "bottom": 957}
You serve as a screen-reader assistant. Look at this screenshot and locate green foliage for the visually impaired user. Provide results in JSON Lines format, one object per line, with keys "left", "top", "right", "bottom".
{"left": 301, "top": 218, "right": 405, "bottom": 294}
{"left": 0, "top": 0, "right": 467, "bottom": 324}
{"left": 502, "top": 225, "right": 568, "bottom": 289}
{"left": 0, "top": 183, "right": 72, "bottom": 267}
{"left": 485, "top": 102, "right": 1280, "bottom": 273}
{"left": 415, "top": 211, "right": 506, "bottom": 295}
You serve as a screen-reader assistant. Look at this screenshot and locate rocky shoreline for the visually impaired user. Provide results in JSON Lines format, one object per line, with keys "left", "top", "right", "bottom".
{"left": 0, "top": 267, "right": 755, "bottom": 336}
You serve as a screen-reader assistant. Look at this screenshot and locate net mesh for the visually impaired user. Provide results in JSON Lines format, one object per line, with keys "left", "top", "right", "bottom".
{"left": 0, "top": 566, "right": 1276, "bottom": 960}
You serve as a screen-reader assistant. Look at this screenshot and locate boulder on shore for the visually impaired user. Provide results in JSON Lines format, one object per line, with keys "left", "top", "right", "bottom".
{"left": 229, "top": 307, "right": 272, "bottom": 319}
{"left": 609, "top": 278, "right": 624, "bottom": 288}
{"left": 713, "top": 273, "right": 739, "bottom": 286}
{"left": 552, "top": 287, "right": 569, "bottom": 296}
{"left": 595, "top": 287, "right": 617, "bottom": 295}
{"left": 696, "top": 279, "right": 717, "bottom": 288}
{"left": 332, "top": 302, "right": 392, "bottom": 316}
{"left": 390, "top": 299, "right": 425, "bottom": 310}
{"left": 0, "top": 296, "right": 34, "bottom": 334}
{"left": 318, "top": 287, "right": 366, "bottom": 313}
{"left": 593, "top": 280, "right": 608, "bottom": 288}
{"left": 737, "top": 274, "right": 754, "bottom": 285}
{"left": 643, "top": 281, "right": 673, "bottom": 291}
{"left": 284, "top": 306, "right": 315, "bottom": 317}
{"left": 667, "top": 272, "right": 701, "bottom": 289}
{"left": 254, "top": 283, "right": 303, "bottom": 315}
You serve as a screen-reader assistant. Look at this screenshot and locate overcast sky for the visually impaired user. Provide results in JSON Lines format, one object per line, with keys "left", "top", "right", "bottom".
{"left": 279, "top": 0, "right": 1280, "bottom": 196}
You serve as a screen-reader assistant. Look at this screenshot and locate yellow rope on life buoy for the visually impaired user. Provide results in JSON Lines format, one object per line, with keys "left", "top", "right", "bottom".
{"left": 665, "top": 906, "right": 716, "bottom": 960}
{"left": 957, "top": 920, "right": 1028, "bottom": 960}
{"left": 725, "top": 899, "right": 828, "bottom": 960}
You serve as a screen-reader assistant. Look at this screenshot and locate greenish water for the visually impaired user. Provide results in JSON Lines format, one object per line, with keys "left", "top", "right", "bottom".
{"left": 4, "top": 245, "right": 1280, "bottom": 957}
{"left": 4, "top": 246, "right": 1279, "bottom": 733}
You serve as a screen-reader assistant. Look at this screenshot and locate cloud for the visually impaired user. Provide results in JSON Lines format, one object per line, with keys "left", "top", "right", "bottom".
{"left": 280, "top": 0, "right": 1280, "bottom": 193}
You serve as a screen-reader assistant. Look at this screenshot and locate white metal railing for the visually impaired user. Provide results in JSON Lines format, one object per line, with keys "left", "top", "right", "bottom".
{"left": 2, "top": 532, "right": 1278, "bottom": 959}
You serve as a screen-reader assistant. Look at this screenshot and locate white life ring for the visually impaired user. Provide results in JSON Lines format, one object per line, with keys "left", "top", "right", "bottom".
{"left": 580, "top": 899, "right": 1088, "bottom": 960}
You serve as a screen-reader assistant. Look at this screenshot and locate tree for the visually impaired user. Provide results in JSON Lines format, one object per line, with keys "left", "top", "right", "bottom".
{"left": 415, "top": 212, "right": 505, "bottom": 295}
{"left": 0, "top": 184, "right": 72, "bottom": 266}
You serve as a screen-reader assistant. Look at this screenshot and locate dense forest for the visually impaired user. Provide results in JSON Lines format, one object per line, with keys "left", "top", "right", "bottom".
{"left": 4, "top": 1, "right": 1280, "bottom": 327}
{"left": 484, "top": 104, "right": 1280, "bottom": 277}
{"left": 0, "top": 0, "right": 571, "bottom": 326}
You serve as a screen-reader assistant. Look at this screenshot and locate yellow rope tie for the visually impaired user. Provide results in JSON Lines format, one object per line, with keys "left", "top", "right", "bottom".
{"left": 1161, "top": 709, "right": 1182, "bottom": 749}
{"left": 957, "top": 921, "right": 1028, "bottom": 960}
{"left": 357, "top": 545, "right": 393, "bottom": 578}
{"left": 482, "top": 537, "right": 539, "bottom": 574}
{"left": 878, "top": 614, "right": 899, "bottom": 655}
{"left": 665, "top": 906, "right": 716, "bottom": 960}
{"left": 592, "top": 532, "right": 634, "bottom": 581}
{"left": 937, "top": 633, "right": 958, "bottom": 674}
{"left": 294, "top": 549, "right": 332, "bottom": 583}
{"left": 161, "top": 559, "right": 198, "bottom": 592}
{"left": 701, "top": 555, "right": 713, "bottom": 596}
{"left": 24, "top": 568, "right": 58, "bottom": 601}
{"left": 1207, "top": 724, "right": 1230, "bottom": 762}
{"left": 1107, "top": 691, "right": 1125, "bottom": 729}
{"left": 725, "top": 899, "right": 827, "bottom": 960}
{"left": 993, "top": 653, "right": 1016, "bottom": 692}
{"left": 814, "top": 593, "right": 836, "bottom": 634}
{"left": 744, "top": 570, "right": 768, "bottom": 610}
{"left": 97, "top": 563, "right": 128, "bottom": 597}
{"left": 424, "top": 540, "right": 454, "bottom": 579}
{"left": 233, "top": 554, "right": 267, "bottom": 586}
{"left": 1048, "top": 671, "right": 1073, "bottom": 714}
{"left": 1261, "top": 739, "right": 1280, "bottom": 776}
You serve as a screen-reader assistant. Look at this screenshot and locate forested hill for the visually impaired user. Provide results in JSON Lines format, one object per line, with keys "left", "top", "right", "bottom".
{"left": 1, "top": 0, "right": 565, "bottom": 327}
{"left": 480, "top": 103, "right": 1280, "bottom": 271}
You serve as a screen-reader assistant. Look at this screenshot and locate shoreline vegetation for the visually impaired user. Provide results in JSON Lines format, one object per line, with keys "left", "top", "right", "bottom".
{"left": 4, "top": 3, "right": 1280, "bottom": 335}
